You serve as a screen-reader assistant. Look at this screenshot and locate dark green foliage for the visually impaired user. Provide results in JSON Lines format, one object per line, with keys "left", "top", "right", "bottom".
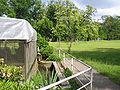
{"left": 40, "top": 46, "right": 54, "bottom": 59}
{"left": 35, "top": 17, "right": 53, "bottom": 40}
{"left": 0, "top": 0, "right": 119, "bottom": 41}
{"left": 64, "top": 68, "right": 79, "bottom": 90}
{"left": 0, "top": 0, "right": 16, "bottom": 17}
{"left": 100, "top": 16, "right": 120, "bottom": 40}
{"left": 46, "top": 54, "right": 61, "bottom": 61}
{"left": 64, "top": 68, "right": 72, "bottom": 77}
{"left": 31, "top": 71, "right": 57, "bottom": 89}
{"left": 37, "top": 33, "right": 48, "bottom": 49}
{"left": 37, "top": 33, "right": 54, "bottom": 59}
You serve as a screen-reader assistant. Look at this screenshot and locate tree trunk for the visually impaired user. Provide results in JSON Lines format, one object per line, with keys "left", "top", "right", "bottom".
{"left": 67, "top": 40, "right": 73, "bottom": 53}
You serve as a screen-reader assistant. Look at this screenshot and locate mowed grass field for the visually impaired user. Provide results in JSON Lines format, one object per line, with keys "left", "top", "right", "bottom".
{"left": 49, "top": 40, "right": 120, "bottom": 84}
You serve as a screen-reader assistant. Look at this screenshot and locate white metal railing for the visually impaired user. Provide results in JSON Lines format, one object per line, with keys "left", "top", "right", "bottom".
{"left": 38, "top": 49, "right": 93, "bottom": 90}
{"left": 59, "top": 49, "right": 93, "bottom": 90}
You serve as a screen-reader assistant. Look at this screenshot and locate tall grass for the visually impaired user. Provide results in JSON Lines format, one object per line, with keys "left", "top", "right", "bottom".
{"left": 49, "top": 40, "right": 120, "bottom": 84}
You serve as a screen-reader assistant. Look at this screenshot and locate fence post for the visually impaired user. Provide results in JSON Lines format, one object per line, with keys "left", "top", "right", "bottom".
{"left": 59, "top": 49, "right": 60, "bottom": 57}
{"left": 90, "top": 69, "right": 93, "bottom": 90}
{"left": 71, "top": 58, "right": 73, "bottom": 71}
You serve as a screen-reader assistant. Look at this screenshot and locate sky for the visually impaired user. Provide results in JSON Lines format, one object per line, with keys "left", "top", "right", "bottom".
{"left": 42, "top": 0, "right": 120, "bottom": 21}
{"left": 71, "top": 0, "right": 120, "bottom": 21}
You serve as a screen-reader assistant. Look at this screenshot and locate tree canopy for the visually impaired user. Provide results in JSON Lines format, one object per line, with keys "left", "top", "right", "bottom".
{"left": 0, "top": 0, "right": 119, "bottom": 42}
{"left": 99, "top": 16, "right": 120, "bottom": 40}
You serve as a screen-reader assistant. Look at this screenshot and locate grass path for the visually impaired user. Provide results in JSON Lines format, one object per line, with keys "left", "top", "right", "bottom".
{"left": 49, "top": 40, "right": 120, "bottom": 84}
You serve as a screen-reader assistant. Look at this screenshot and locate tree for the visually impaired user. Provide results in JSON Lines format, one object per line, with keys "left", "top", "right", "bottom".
{"left": 0, "top": 0, "right": 102, "bottom": 51}
{"left": 64, "top": 4, "right": 97, "bottom": 52}
{"left": 34, "top": 17, "right": 53, "bottom": 40}
{"left": 8, "top": 0, "right": 33, "bottom": 21}
{"left": 0, "top": 0, "right": 15, "bottom": 17}
{"left": 47, "top": 0, "right": 98, "bottom": 52}
{"left": 100, "top": 15, "right": 120, "bottom": 40}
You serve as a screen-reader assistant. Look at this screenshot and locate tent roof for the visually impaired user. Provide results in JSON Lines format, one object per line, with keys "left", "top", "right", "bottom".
{"left": 0, "top": 17, "right": 37, "bottom": 42}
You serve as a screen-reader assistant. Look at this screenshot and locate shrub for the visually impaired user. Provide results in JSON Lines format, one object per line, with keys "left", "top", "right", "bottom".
{"left": 64, "top": 68, "right": 72, "bottom": 77}
{"left": 46, "top": 54, "right": 61, "bottom": 62}
{"left": 40, "top": 46, "right": 54, "bottom": 59}
{"left": 31, "top": 71, "right": 57, "bottom": 89}
{"left": 37, "top": 33, "right": 54, "bottom": 60}
{"left": 64, "top": 68, "right": 79, "bottom": 89}
{"left": 37, "top": 33, "right": 48, "bottom": 49}
{"left": 0, "top": 65, "right": 23, "bottom": 82}
{"left": 0, "top": 59, "right": 23, "bottom": 82}
{"left": 0, "top": 59, "right": 34, "bottom": 90}
{"left": 0, "top": 80, "right": 34, "bottom": 90}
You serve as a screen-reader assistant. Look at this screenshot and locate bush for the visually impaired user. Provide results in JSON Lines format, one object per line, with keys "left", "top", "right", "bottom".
{"left": 64, "top": 68, "right": 72, "bottom": 77}
{"left": 37, "top": 33, "right": 54, "bottom": 60}
{"left": 0, "top": 59, "right": 23, "bottom": 82}
{"left": 40, "top": 46, "right": 54, "bottom": 59}
{"left": 31, "top": 71, "right": 57, "bottom": 89}
{"left": 0, "top": 59, "right": 34, "bottom": 90}
{"left": 37, "top": 33, "right": 48, "bottom": 49}
{"left": 64, "top": 68, "right": 79, "bottom": 89}
{"left": 0, "top": 80, "right": 34, "bottom": 90}
{"left": 46, "top": 54, "right": 61, "bottom": 62}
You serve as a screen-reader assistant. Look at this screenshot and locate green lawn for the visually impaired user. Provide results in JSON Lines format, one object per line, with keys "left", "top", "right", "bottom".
{"left": 49, "top": 40, "right": 120, "bottom": 85}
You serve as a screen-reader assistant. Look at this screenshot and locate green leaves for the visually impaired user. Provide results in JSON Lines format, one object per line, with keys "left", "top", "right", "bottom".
{"left": 0, "top": 63, "right": 23, "bottom": 82}
{"left": 35, "top": 17, "right": 53, "bottom": 40}
{"left": 0, "top": 0, "right": 16, "bottom": 17}
{"left": 46, "top": 54, "right": 61, "bottom": 61}
{"left": 37, "top": 33, "right": 54, "bottom": 59}
{"left": 0, "top": 0, "right": 100, "bottom": 41}
{"left": 31, "top": 71, "right": 58, "bottom": 89}
{"left": 100, "top": 16, "right": 120, "bottom": 40}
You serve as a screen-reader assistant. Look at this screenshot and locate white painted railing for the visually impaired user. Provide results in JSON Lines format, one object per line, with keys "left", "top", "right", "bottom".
{"left": 59, "top": 49, "right": 93, "bottom": 90}
{"left": 38, "top": 49, "right": 93, "bottom": 90}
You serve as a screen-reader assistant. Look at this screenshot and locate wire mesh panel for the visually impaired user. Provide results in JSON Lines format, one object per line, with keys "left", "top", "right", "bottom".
{"left": 0, "top": 40, "right": 25, "bottom": 66}
{"left": 0, "top": 40, "right": 37, "bottom": 79}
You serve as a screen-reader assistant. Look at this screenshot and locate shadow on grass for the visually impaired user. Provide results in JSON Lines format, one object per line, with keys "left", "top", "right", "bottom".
{"left": 71, "top": 48, "right": 120, "bottom": 84}
{"left": 71, "top": 48, "right": 120, "bottom": 66}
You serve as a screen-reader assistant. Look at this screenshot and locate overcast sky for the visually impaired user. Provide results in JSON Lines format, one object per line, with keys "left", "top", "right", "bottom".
{"left": 71, "top": 0, "right": 120, "bottom": 20}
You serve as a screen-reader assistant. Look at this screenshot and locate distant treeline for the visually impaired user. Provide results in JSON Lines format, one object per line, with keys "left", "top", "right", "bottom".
{"left": 0, "top": 0, "right": 120, "bottom": 41}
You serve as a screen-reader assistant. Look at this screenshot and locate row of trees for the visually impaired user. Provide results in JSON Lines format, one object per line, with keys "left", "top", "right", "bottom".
{"left": 0, "top": 0, "right": 120, "bottom": 42}
{"left": 99, "top": 16, "right": 120, "bottom": 40}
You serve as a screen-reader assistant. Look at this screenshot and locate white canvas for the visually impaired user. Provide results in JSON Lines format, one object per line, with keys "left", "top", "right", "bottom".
{"left": 0, "top": 17, "right": 37, "bottom": 42}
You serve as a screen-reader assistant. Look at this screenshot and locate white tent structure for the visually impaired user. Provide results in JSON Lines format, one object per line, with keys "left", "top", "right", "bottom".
{"left": 0, "top": 17, "right": 37, "bottom": 79}
{"left": 0, "top": 17, "right": 37, "bottom": 42}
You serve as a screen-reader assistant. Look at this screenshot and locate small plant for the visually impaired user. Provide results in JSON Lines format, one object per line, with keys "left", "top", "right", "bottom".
{"left": 64, "top": 68, "right": 79, "bottom": 90}
{"left": 0, "top": 80, "right": 34, "bottom": 90}
{"left": 64, "top": 68, "right": 72, "bottom": 77}
{"left": 31, "top": 70, "right": 58, "bottom": 89}
{"left": 37, "top": 33, "right": 48, "bottom": 49}
{"left": 40, "top": 46, "right": 54, "bottom": 59}
{"left": 0, "top": 65, "right": 23, "bottom": 82}
{"left": 0, "top": 59, "right": 23, "bottom": 82}
{"left": 37, "top": 33, "right": 54, "bottom": 60}
{"left": 0, "top": 58, "right": 34, "bottom": 90}
{"left": 46, "top": 54, "right": 61, "bottom": 62}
